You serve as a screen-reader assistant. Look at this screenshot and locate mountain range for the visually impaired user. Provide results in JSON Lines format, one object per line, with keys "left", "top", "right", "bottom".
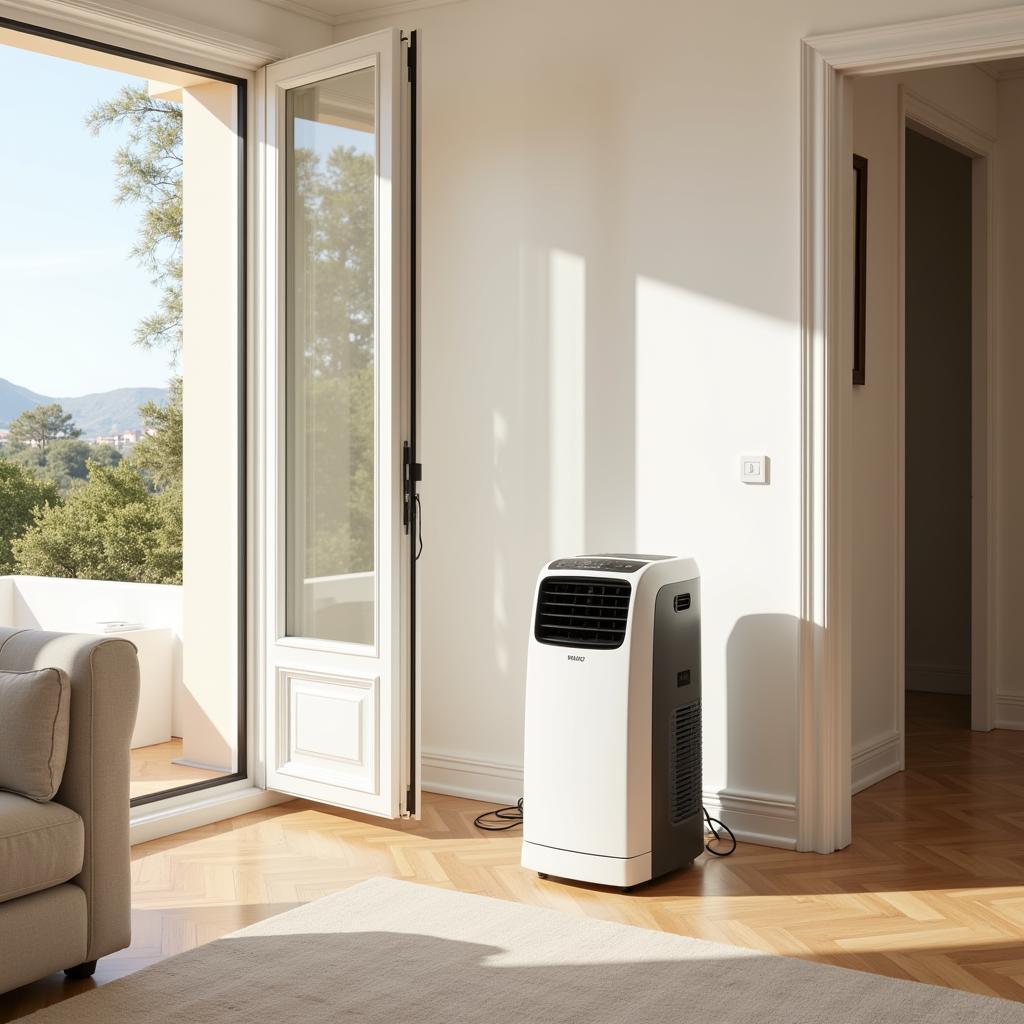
{"left": 0, "top": 378, "right": 168, "bottom": 436}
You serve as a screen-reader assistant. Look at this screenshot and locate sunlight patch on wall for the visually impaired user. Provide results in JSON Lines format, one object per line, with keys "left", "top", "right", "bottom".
{"left": 548, "top": 249, "right": 586, "bottom": 557}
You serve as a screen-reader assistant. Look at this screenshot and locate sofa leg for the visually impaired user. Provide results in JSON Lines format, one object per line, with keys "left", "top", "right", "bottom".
{"left": 64, "top": 960, "right": 97, "bottom": 980}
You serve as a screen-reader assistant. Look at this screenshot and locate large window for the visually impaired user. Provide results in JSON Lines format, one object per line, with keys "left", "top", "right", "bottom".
{"left": 0, "top": 25, "right": 245, "bottom": 804}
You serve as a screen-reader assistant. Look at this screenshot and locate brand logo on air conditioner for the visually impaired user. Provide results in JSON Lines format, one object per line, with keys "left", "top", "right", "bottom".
{"left": 567, "top": 654, "right": 586, "bottom": 663}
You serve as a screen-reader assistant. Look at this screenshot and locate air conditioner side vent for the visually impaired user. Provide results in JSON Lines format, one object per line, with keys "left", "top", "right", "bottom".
{"left": 670, "top": 701, "right": 702, "bottom": 825}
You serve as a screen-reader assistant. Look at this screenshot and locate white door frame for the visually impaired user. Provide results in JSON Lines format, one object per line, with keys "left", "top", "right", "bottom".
{"left": 801, "top": 6, "right": 1016, "bottom": 853}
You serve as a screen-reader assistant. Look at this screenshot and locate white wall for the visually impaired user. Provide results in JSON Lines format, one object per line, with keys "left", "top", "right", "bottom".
{"left": 181, "top": 80, "right": 242, "bottom": 773}
{"left": 321, "top": 0, "right": 1024, "bottom": 846}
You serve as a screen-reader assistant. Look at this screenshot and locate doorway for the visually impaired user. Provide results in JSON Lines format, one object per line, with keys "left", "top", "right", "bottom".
{"left": 903, "top": 128, "right": 973, "bottom": 740}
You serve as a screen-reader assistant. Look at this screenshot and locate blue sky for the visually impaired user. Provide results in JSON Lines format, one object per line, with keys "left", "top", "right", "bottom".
{"left": 0, "top": 43, "right": 171, "bottom": 396}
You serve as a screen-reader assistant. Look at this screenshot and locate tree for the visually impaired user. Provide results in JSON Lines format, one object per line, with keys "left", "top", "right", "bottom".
{"left": 293, "top": 142, "right": 376, "bottom": 577}
{"left": 130, "top": 377, "right": 182, "bottom": 490}
{"left": 9, "top": 439, "right": 121, "bottom": 496}
{"left": 12, "top": 461, "right": 181, "bottom": 584}
{"left": 86, "top": 86, "right": 183, "bottom": 360}
{"left": 8, "top": 404, "right": 81, "bottom": 449}
{"left": 0, "top": 460, "right": 59, "bottom": 574}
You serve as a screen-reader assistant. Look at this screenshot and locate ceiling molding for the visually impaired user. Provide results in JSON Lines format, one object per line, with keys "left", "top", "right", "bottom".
{"left": 0, "top": 0, "right": 285, "bottom": 70}
{"left": 256, "top": 0, "right": 465, "bottom": 29}
{"left": 252, "top": 0, "right": 335, "bottom": 27}
{"left": 333, "top": 0, "right": 464, "bottom": 27}
{"left": 806, "top": 5, "right": 1024, "bottom": 73}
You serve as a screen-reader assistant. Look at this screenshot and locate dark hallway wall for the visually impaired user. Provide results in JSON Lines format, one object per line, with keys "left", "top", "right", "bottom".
{"left": 905, "top": 128, "right": 972, "bottom": 697}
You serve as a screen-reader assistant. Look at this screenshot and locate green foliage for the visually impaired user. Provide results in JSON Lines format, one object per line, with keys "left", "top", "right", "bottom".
{"left": 293, "top": 143, "right": 376, "bottom": 576}
{"left": 8, "top": 403, "right": 81, "bottom": 448}
{"left": 0, "top": 460, "right": 59, "bottom": 574}
{"left": 86, "top": 86, "right": 183, "bottom": 360}
{"left": 12, "top": 462, "right": 181, "bottom": 584}
{"left": 8, "top": 438, "right": 121, "bottom": 496}
{"left": 0, "top": 91, "right": 188, "bottom": 587}
{"left": 130, "top": 377, "right": 182, "bottom": 490}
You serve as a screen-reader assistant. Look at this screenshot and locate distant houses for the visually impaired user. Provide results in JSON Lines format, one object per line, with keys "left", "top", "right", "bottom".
{"left": 0, "top": 427, "right": 154, "bottom": 449}
{"left": 92, "top": 429, "right": 154, "bottom": 448}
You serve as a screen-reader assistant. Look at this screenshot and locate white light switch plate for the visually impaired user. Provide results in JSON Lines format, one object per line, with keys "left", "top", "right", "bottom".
{"left": 741, "top": 455, "right": 769, "bottom": 484}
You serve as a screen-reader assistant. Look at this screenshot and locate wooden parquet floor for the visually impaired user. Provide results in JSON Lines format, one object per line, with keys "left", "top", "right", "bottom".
{"left": 5, "top": 691, "right": 1024, "bottom": 1020}
{"left": 130, "top": 738, "right": 228, "bottom": 799}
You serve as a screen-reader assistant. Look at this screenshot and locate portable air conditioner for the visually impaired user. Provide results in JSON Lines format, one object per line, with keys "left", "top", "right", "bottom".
{"left": 521, "top": 554, "right": 703, "bottom": 889}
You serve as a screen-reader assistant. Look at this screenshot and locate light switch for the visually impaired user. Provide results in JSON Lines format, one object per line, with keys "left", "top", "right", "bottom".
{"left": 741, "top": 455, "right": 769, "bottom": 484}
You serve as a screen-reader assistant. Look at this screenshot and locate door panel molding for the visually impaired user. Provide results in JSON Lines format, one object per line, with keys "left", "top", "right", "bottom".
{"left": 275, "top": 668, "right": 379, "bottom": 793}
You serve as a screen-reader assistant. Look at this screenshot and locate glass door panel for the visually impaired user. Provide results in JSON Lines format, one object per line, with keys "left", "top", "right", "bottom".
{"left": 285, "top": 68, "right": 377, "bottom": 647}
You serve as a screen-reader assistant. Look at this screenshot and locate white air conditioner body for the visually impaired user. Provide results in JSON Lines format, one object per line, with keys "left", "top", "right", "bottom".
{"left": 521, "top": 554, "right": 702, "bottom": 888}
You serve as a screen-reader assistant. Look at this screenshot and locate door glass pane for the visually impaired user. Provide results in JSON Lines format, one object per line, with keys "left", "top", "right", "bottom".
{"left": 285, "top": 66, "right": 376, "bottom": 645}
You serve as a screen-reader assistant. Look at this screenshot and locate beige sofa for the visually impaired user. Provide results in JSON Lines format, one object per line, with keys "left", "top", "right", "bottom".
{"left": 0, "top": 627, "right": 139, "bottom": 994}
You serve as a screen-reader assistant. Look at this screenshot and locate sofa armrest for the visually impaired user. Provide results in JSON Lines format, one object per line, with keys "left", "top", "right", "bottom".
{"left": 0, "top": 629, "right": 140, "bottom": 962}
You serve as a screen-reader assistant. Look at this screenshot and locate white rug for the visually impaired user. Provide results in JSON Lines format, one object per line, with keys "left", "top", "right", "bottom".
{"left": 23, "top": 877, "right": 1024, "bottom": 1022}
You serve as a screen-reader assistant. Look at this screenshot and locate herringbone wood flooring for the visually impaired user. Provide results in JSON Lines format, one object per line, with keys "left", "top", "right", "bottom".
{"left": 4, "top": 691, "right": 1024, "bottom": 1020}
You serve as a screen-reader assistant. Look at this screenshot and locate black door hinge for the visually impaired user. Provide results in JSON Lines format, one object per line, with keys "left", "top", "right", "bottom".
{"left": 403, "top": 441, "right": 422, "bottom": 533}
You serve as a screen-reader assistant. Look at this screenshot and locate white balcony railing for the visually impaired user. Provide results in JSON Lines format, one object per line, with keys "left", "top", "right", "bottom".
{"left": 0, "top": 575, "right": 184, "bottom": 754}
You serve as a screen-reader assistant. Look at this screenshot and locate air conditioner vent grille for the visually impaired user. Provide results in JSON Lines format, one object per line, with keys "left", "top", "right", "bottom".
{"left": 671, "top": 702, "right": 702, "bottom": 825}
{"left": 534, "top": 577, "right": 631, "bottom": 649}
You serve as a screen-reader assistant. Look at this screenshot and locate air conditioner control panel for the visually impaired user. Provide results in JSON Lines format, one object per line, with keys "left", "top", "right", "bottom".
{"left": 548, "top": 557, "right": 647, "bottom": 573}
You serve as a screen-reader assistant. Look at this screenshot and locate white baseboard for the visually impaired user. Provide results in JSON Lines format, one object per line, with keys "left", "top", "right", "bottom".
{"left": 995, "top": 693, "right": 1024, "bottom": 729}
{"left": 851, "top": 732, "right": 902, "bottom": 794}
{"left": 421, "top": 751, "right": 524, "bottom": 805}
{"left": 421, "top": 751, "right": 797, "bottom": 850}
{"left": 130, "top": 784, "right": 290, "bottom": 845}
{"left": 701, "top": 788, "right": 797, "bottom": 849}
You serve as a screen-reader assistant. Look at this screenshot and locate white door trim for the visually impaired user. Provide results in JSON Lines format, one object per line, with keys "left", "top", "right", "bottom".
{"left": 801, "top": 5, "right": 1018, "bottom": 853}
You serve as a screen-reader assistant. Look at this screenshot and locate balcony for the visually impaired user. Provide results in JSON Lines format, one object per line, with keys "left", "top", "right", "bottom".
{"left": 0, "top": 574, "right": 231, "bottom": 800}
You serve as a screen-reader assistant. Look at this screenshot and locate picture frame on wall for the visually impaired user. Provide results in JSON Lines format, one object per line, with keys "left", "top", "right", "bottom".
{"left": 853, "top": 153, "right": 868, "bottom": 386}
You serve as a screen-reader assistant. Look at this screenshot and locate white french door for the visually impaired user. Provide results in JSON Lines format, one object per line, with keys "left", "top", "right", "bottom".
{"left": 261, "top": 29, "right": 416, "bottom": 818}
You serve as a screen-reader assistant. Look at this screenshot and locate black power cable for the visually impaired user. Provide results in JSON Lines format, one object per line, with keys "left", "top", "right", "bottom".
{"left": 472, "top": 798, "right": 736, "bottom": 858}
{"left": 702, "top": 806, "right": 737, "bottom": 856}
{"left": 473, "top": 798, "right": 523, "bottom": 831}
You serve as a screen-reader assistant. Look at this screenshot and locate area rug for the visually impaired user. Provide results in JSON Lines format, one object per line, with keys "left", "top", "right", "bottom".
{"left": 23, "top": 877, "right": 1024, "bottom": 1023}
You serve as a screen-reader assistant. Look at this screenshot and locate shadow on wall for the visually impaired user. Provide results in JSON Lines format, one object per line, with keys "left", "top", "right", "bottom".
{"left": 725, "top": 614, "right": 802, "bottom": 805}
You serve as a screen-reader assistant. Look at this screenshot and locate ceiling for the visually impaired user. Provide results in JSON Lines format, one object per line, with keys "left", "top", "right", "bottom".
{"left": 257, "top": 0, "right": 461, "bottom": 26}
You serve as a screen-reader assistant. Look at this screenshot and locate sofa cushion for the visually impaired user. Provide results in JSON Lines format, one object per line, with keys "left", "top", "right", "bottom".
{"left": 0, "top": 667, "right": 71, "bottom": 801}
{"left": 0, "top": 791, "right": 84, "bottom": 904}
